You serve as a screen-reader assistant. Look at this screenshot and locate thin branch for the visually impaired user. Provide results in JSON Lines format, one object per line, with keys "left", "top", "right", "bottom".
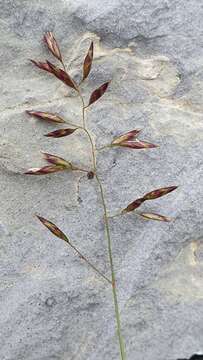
{"left": 74, "top": 167, "right": 89, "bottom": 173}
{"left": 61, "top": 59, "right": 67, "bottom": 72}
{"left": 64, "top": 120, "right": 80, "bottom": 128}
{"left": 96, "top": 144, "right": 112, "bottom": 151}
{"left": 69, "top": 242, "right": 112, "bottom": 284}
{"left": 107, "top": 211, "right": 122, "bottom": 219}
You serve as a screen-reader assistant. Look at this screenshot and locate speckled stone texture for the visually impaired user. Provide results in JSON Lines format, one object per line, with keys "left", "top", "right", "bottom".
{"left": 0, "top": 1, "right": 203, "bottom": 359}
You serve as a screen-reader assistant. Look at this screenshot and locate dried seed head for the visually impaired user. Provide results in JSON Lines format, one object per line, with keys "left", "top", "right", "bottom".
{"left": 119, "top": 140, "right": 158, "bottom": 149}
{"left": 121, "top": 186, "right": 178, "bottom": 214}
{"left": 46, "top": 61, "right": 78, "bottom": 90}
{"left": 30, "top": 59, "right": 53, "bottom": 73}
{"left": 42, "top": 153, "right": 73, "bottom": 169}
{"left": 26, "top": 110, "right": 65, "bottom": 123}
{"left": 83, "top": 41, "right": 93, "bottom": 81}
{"left": 111, "top": 129, "right": 158, "bottom": 150}
{"left": 88, "top": 82, "right": 110, "bottom": 106}
{"left": 143, "top": 186, "right": 178, "bottom": 201}
{"left": 24, "top": 165, "right": 67, "bottom": 175}
{"left": 121, "top": 198, "right": 144, "bottom": 213}
{"left": 139, "top": 212, "right": 172, "bottom": 222}
{"left": 44, "top": 32, "right": 62, "bottom": 62}
{"left": 44, "top": 128, "right": 77, "bottom": 138}
{"left": 36, "top": 215, "right": 69, "bottom": 242}
{"left": 112, "top": 129, "right": 142, "bottom": 145}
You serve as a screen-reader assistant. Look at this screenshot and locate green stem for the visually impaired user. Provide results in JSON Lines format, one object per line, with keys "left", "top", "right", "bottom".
{"left": 83, "top": 128, "right": 97, "bottom": 172}
{"left": 78, "top": 90, "right": 86, "bottom": 128}
{"left": 79, "top": 91, "right": 126, "bottom": 359}
{"left": 69, "top": 242, "right": 112, "bottom": 284}
{"left": 95, "top": 174, "right": 126, "bottom": 360}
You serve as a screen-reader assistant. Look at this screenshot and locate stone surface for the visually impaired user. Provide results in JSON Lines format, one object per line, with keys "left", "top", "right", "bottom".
{"left": 0, "top": 1, "right": 203, "bottom": 359}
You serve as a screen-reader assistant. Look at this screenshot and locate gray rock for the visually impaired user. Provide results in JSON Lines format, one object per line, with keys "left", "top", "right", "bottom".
{"left": 0, "top": 1, "right": 203, "bottom": 359}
